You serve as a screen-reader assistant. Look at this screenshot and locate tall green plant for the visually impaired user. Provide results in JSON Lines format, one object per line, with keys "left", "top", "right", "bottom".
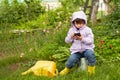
{"left": 104, "top": 3, "right": 120, "bottom": 29}
{"left": 0, "top": 0, "right": 9, "bottom": 22}
{"left": 0, "top": 0, "right": 45, "bottom": 29}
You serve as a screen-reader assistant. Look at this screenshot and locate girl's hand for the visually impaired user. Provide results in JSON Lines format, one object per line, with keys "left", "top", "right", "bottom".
{"left": 73, "top": 35, "right": 82, "bottom": 40}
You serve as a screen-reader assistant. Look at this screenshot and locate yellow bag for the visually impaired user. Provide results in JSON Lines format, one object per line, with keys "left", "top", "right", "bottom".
{"left": 22, "top": 61, "right": 58, "bottom": 78}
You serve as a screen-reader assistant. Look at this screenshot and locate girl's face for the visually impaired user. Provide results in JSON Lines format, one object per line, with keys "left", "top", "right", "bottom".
{"left": 74, "top": 21, "right": 85, "bottom": 29}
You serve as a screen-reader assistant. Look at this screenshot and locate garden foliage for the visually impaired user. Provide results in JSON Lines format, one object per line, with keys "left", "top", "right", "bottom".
{"left": 0, "top": 0, "right": 45, "bottom": 29}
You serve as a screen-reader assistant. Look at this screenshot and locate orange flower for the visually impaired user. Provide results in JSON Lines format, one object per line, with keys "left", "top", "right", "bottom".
{"left": 110, "top": 44, "right": 113, "bottom": 49}
{"left": 99, "top": 40, "right": 104, "bottom": 45}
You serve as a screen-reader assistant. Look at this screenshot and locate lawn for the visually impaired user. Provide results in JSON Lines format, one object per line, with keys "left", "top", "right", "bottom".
{"left": 0, "top": 61, "right": 120, "bottom": 80}
{"left": 0, "top": 25, "right": 120, "bottom": 80}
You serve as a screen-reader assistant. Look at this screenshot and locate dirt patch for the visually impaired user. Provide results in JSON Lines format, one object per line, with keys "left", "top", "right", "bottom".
{"left": 8, "top": 63, "right": 19, "bottom": 71}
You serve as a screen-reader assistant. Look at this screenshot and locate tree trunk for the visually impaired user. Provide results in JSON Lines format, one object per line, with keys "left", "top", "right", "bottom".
{"left": 91, "top": 0, "right": 99, "bottom": 24}
{"left": 103, "top": 0, "right": 111, "bottom": 15}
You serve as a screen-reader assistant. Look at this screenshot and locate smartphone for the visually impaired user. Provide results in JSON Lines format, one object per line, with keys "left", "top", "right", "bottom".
{"left": 74, "top": 33, "right": 81, "bottom": 36}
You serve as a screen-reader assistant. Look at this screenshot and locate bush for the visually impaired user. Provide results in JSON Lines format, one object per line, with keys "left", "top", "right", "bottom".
{"left": 0, "top": 0, "right": 45, "bottom": 29}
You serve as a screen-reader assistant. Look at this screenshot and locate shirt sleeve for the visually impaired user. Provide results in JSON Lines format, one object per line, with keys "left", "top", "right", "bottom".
{"left": 81, "top": 28, "right": 94, "bottom": 45}
{"left": 65, "top": 28, "right": 74, "bottom": 43}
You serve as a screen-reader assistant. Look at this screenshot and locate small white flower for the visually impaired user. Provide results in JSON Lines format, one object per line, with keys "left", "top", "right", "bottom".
{"left": 29, "top": 48, "right": 33, "bottom": 52}
{"left": 20, "top": 53, "right": 24, "bottom": 58}
{"left": 116, "top": 30, "right": 119, "bottom": 33}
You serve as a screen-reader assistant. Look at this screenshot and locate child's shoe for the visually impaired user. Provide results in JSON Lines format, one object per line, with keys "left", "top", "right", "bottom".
{"left": 60, "top": 67, "right": 70, "bottom": 76}
{"left": 87, "top": 66, "right": 96, "bottom": 75}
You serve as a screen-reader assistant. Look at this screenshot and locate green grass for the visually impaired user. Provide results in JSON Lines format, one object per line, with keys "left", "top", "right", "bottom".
{"left": 0, "top": 62, "right": 120, "bottom": 80}
{"left": 0, "top": 26, "right": 120, "bottom": 80}
{"left": 0, "top": 16, "right": 120, "bottom": 80}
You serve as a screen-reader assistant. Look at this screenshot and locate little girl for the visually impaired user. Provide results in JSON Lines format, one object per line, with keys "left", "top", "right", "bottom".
{"left": 60, "top": 11, "right": 96, "bottom": 76}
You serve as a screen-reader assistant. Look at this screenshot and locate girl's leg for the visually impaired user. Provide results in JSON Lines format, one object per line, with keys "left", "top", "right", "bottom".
{"left": 66, "top": 52, "right": 82, "bottom": 68}
{"left": 60, "top": 52, "right": 82, "bottom": 76}
{"left": 84, "top": 49, "right": 96, "bottom": 75}
{"left": 84, "top": 49, "right": 96, "bottom": 66}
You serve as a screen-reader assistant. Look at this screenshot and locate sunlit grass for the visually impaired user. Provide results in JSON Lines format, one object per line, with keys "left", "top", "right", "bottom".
{"left": 0, "top": 62, "right": 120, "bottom": 80}
{"left": 0, "top": 20, "right": 120, "bottom": 80}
